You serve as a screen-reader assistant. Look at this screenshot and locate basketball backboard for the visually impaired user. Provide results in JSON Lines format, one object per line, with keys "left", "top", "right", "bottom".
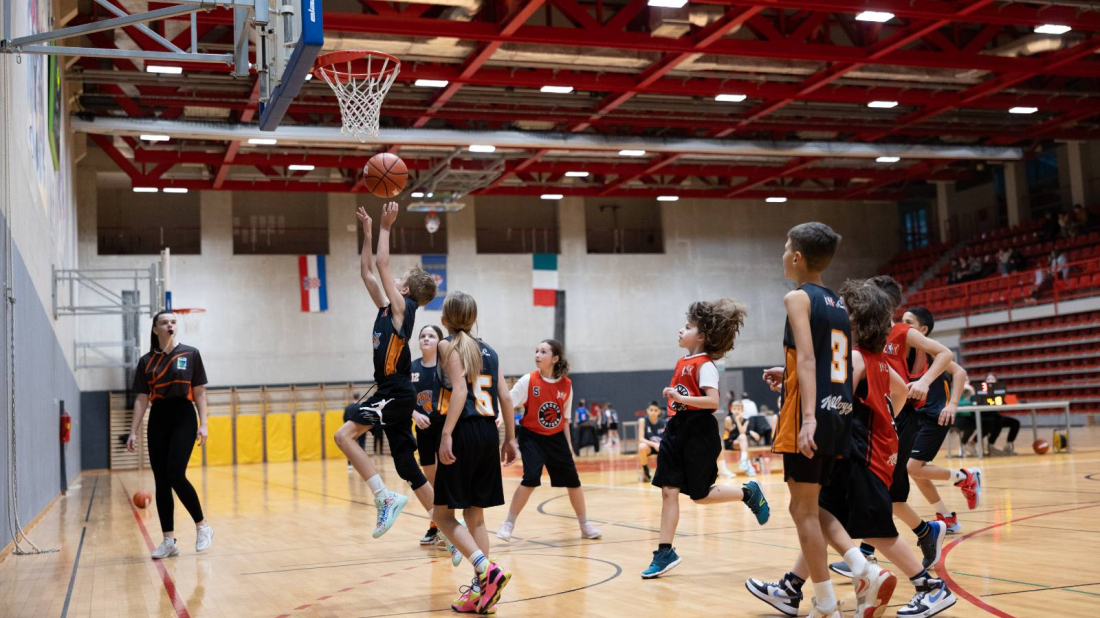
{"left": 257, "top": 0, "right": 324, "bottom": 130}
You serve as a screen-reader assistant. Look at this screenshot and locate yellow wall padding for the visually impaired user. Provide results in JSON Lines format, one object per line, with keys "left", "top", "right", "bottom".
{"left": 325, "top": 410, "right": 346, "bottom": 459}
{"left": 295, "top": 411, "right": 322, "bottom": 461}
{"left": 265, "top": 413, "right": 293, "bottom": 462}
{"left": 205, "top": 416, "right": 233, "bottom": 466}
{"left": 236, "top": 415, "right": 263, "bottom": 464}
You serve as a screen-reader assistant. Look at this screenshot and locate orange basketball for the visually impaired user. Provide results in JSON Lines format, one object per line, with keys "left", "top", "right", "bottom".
{"left": 364, "top": 153, "right": 408, "bottom": 198}
{"left": 1032, "top": 439, "right": 1050, "bottom": 455}
{"left": 133, "top": 490, "right": 152, "bottom": 508}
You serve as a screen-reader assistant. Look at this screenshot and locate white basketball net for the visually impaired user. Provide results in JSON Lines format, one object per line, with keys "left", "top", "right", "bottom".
{"left": 317, "top": 54, "right": 399, "bottom": 143}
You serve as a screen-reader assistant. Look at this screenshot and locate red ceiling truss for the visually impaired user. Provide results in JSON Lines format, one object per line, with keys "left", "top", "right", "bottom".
{"left": 69, "top": 0, "right": 1100, "bottom": 200}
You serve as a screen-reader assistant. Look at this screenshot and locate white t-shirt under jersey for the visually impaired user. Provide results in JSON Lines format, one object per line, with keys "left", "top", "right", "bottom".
{"left": 509, "top": 372, "right": 574, "bottom": 421}
{"left": 683, "top": 353, "right": 720, "bottom": 392}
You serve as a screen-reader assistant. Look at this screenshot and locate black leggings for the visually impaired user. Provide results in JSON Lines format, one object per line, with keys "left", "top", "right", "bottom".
{"left": 148, "top": 400, "right": 205, "bottom": 533}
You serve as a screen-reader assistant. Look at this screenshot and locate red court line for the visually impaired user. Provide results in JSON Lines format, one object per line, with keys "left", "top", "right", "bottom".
{"left": 120, "top": 479, "right": 193, "bottom": 618}
{"left": 937, "top": 502, "right": 1100, "bottom": 618}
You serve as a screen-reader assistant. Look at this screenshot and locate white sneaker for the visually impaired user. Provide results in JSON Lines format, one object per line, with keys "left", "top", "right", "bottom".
{"left": 439, "top": 532, "right": 463, "bottom": 567}
{"left": 580, "top": 522, "right": 602, "bottom": 539}
{"left": 854, "top": 563, "right": 897, "bottom": 618}
{"left": 738, "top": 458, "right": 751, "bottom": 471}
{"left": 496, "top": 520, "right": 514, "bottom": 542}
{"left": 808, "top": 600, "right": 842, "bottom": 618}
{"left": 195, "top": 524, "right": 214, "bottom": 552}
{"left": 373, "top": 491, "right": 408, "bottom": 539}
{"left": 151, "top": 537, "right": 179, "bottom": 559}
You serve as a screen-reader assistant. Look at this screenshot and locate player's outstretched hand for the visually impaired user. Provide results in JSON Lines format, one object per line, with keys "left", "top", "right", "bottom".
{"left": 357, "top": 206, "right": 372, "bottom": 226}
{"left": 763, "top": 367, "right": 783, "bottom": 392}
{"left": 797, "top": 419, "right": 817, "bottom": 458}
{"left": 380, "top": 201, "right": 399, "bottom": 229}
{"left": 439, "top": 434, "right": 456, "bottom": 465}
{"left": 501, "top": 439, "right": 519, "bottom": 467}
{"left": 939, "top": 403, "right": 957, "bottom": 426}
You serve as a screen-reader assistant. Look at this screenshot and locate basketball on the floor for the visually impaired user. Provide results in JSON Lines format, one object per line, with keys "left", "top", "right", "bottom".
{"left": 133, "top": 490, "right": 152, "bottom": 508}
{"left": 364, "top": 153, "right": 408, "bottom": 198}
{"left": 1033, "top": 439, "right": 1050, "bottom": 455}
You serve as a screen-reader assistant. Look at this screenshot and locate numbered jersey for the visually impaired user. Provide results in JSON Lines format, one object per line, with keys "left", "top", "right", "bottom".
{"left": 372, "top": 297, "right": 417, "bottom": 390}
{"left": 438, "top": 337, "right": 501, "bottom": 420}
{"left": 411, "top": 358, "right": 441, "bottom": 418}
{"left": 908, "top": 350, "right": 951, "bottom": 416}
{"left": 667, "top": 354, "right": 718, "bottom": 417}
{"left": 521, "top": 371, "right": 571, "bottom": 436}
{"left": 851, "top": 348, "right": 899, "bottom": 487}
{"left": 774, "top": 283, "right": 854, "bottom": 456}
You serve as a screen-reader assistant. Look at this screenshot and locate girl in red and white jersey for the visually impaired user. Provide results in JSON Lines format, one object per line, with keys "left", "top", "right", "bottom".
{"left": 496, "top": 339, "right": 602, "bottom": 542}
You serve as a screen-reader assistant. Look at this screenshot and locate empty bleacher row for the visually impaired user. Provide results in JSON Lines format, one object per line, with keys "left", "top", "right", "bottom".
{"left": 878, "top": 242, "right": 951, "bottom": 288}
{"left": 960, "top": 311, "right": 1100, "bottom": 416}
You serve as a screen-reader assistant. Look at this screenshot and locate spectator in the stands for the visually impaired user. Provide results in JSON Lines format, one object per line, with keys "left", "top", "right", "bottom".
{"left": 1041, "top": 211, "right": 1060, "bottom": 242}
{"left": 740, "top": 392, "right": 773, "bottom": 445}
{"left": 1009, "top": 248, "right": 1025, "bottom": 272}
{"left": 997, "top": 248, "right": 1013, "bottom": 275}
{"left": 1073, "top": 203, "right": 1089, "bottom": 231}
{"left": 1050, "top": 249, "right": 1069, "bottom": 281}
{"left": 1059, "top": 212, "right": 1078, "bottom": 239}
{"left": 1030, "top": 261, "right": 1054, "bottom": 301}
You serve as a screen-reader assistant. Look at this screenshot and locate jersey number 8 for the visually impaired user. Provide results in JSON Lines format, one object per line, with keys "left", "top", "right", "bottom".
{"left": 830, "top": 330, "right": 848, "bottom": 383}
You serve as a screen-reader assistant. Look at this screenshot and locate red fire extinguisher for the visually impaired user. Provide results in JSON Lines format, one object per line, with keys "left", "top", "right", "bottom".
{"left": 60, "top": 410, "right": 72, "bottom": 444}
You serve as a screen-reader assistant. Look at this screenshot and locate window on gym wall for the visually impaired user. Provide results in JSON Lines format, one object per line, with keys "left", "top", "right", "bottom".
{"left": 233, "top": 192, "right": 328, "bottom": 255}
{"left": 356, "top": 195, "right": 448, "bottom": 254}
{"left": 585, "top": 199, "right": 663, "bottom": 254}
{"left": 97, "top": 188, "right": 201, "bottom": 254}
{"left": 475, "top": 198, "right": 560, "bottom": 254}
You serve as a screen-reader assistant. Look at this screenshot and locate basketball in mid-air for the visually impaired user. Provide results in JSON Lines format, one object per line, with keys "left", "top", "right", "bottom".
{"left": 364, "top": 152, "right": 408, "bottom": 198}
{"left": 133, "top": 490, "right": 152, "bottom": 508}
{"left": 1032, "top": 439, "right": 1050, "bottom": 455}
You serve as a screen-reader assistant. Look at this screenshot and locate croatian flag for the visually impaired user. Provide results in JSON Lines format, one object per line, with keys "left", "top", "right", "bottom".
{"left": 298, "top": 255, "right": 328, "bottom": 313}
{"left": 533, "top": 253, "right": 558, "bottom": 307}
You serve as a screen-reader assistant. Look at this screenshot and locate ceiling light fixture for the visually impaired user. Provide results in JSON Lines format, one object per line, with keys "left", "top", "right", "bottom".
{"left": 715, "top": 94, "right": 747, "bottom": 102}
{"left": 469, "top": 144, "right": 496, "bottom": 153}
{"left": 618, "top": 149, "right": 646, "bottom": 157}
{"left": 540, "top": 85, "right": 574, "bottom": 94}
{"left": 163, "top": 188, "right": 188, "bottom": 194}
{"left": 288, "top": 164, "right": 315, "bottom": 171}
{"left": 855, "top": 10, "right": 894, "bottom": 22}
{"left": 876, "top": 156, "right": 901, "bottom": 163}
{"left": 541, "top": 194, "right": 564, "bottom": 200}
{"left": 247, "top": 138, "right": 278, "bottom": 145}
{"left": 766, "top": 197, "right": 788, "bottom": 203}
{"left": 1034, "top": 24, "right": 1071, "bottom": 35}
{"left": 648, "top": 0, "right": 687, "bottom": 7}
{"left": 1009, "top": 106, "right": 1039, "bottom": 114}
{"left": 133, "top": 187, "right": 159, "bottom": 193}
{"left": 565, "top": 171, "right": 589, "bottom": 177}
{"left": 657, "top": 196, "right": 679, "bottom": 202}
{"left": 414, "top": 79, "right": 449, "bottom": 88}
{"left": 868, "top": 100, "right": 899, "bottom": 109}
{"left": 411, "top": 191, "right": 425, "bottom": 198}
{"left": 146, "top": 65, "right": 182, "bottom": 74}
{"left": 140, "top": 134, "right": 170, "bottom": 142}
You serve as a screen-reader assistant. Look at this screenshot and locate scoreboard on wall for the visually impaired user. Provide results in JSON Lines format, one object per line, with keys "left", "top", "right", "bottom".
{"left": 977, "top": 382, "right": 1018, "bottom": 406}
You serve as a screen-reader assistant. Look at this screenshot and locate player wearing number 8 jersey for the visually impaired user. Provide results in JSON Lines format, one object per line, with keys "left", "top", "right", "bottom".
{"left": 433, "top": 291, "right": 519, "bottom": 614}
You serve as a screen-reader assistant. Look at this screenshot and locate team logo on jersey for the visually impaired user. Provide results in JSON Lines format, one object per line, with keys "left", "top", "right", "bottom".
{"left": 820, "top": 394, "right": 853, "bottom": 415}
{"left": 177, "top": 357, "right": 187, "bottom": 370}
{"left": 557, "top": 391, "right": 567, "bottom": 401}
{"left": 537, "top": 401, "right": 562, "bottom": 429}
{"left": 887, "top": 452, "right": 898, "bottom": 466}
{"left": 670, "top": 384, "right": 691, "bottom": 412}
{"left": 682, "top": 365, "right": 694, "bottom": 376}
{"left": 824, "top": 296, "right": 835, "bottom": 307}
{"left": 533, "top": 386, "right": 540, "bottom": 397}
{"left": 884, "top": 343, "right": 900, "bottom": 355}
{"left": 417, "top": 390, "right": 434, "bottom": 413}
{"left": 373, "top": 331, "right": 381, "bottom": 349}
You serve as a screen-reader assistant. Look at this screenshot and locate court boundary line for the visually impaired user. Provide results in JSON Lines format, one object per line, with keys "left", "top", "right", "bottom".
{"left": 937, "top": 501, "right": 1100, "bottom": 618}
{"left": 119, "top": 478, "right": 193, "bottom": 618}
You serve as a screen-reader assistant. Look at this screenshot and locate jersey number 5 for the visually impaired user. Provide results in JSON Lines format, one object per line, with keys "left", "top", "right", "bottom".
{"left": 439, "top": 375, "right": 495, "bottom": 416}
{"left": 830, "top": 330, "right": 848, "bottom": 383}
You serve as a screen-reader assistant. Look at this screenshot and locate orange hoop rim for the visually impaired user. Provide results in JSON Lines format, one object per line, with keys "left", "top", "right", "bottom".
{"left": 171, "top": 307, "right": 206, "bottom": 314}
{"left": 313, "top": 50, "right": 401, "bottom": 83}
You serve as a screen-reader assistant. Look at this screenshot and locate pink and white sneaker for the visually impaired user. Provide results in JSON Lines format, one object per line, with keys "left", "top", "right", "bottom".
{"left": 477, "top": 563, "right": 512, "bottom": 613}
{"left": 451, "top": 577, "right": 496, "bottom": 614}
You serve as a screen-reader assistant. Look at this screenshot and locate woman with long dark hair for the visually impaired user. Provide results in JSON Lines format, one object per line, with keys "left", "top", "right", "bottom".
{"left": 126, "top": 310, "right": 213, "bottom": 559}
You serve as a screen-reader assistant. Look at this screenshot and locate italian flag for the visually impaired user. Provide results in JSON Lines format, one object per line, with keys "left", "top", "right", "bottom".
{"left": 533, "top": 253, "right": 558, "bottom": 307}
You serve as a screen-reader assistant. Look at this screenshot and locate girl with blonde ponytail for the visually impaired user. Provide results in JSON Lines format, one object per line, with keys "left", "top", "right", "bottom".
{"left": 496, "top": 339, "right": 602, "bottom": 542}
{"left": 433, "top": 291, "right": 520, "bottom": 614}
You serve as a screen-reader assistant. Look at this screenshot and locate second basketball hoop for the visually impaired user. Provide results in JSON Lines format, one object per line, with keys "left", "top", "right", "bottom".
{"left": 313, "top": 50, "right": 400, "bottom": 143}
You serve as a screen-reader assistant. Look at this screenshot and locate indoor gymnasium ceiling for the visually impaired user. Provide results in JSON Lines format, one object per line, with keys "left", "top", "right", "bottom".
{"left": 69, "top": 0, "right": 1100, "bottom": 200}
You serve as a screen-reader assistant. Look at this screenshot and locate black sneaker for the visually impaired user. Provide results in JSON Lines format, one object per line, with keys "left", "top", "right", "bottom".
{"left": 419, "top": 527, "right": 439, "bottom": 546}
{"left": 917, "top": 520, "right": 947, "bottom": 569}
{"left": 898, "top": 578, "right": 957, "bottom": 618}
{"left": 745, "top": 577, "right": 801, "bottom": 617}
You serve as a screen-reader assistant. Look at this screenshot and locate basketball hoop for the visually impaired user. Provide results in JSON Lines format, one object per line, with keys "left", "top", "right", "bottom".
{"left": 174, "top": 308, "right": 206, "bottom": 336}
{"left": 314, "top": 50, "right": 400, "bottom": 143}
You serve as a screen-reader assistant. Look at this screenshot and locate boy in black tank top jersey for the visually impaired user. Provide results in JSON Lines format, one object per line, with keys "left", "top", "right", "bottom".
{"left": 754, "top": 223, "right": 892, "bottom": 618}
{"left": 333, "top": 202, "right": 440, "bottom": 542}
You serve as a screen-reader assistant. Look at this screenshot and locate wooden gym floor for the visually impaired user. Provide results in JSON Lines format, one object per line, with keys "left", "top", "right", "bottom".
{"left": 3, "top": 427, "right": 1100, "bottom": 618}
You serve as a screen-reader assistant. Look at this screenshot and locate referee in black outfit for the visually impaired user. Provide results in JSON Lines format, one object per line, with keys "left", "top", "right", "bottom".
{"left": 127, "top": 310, "right": 213, "bottom": 559}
